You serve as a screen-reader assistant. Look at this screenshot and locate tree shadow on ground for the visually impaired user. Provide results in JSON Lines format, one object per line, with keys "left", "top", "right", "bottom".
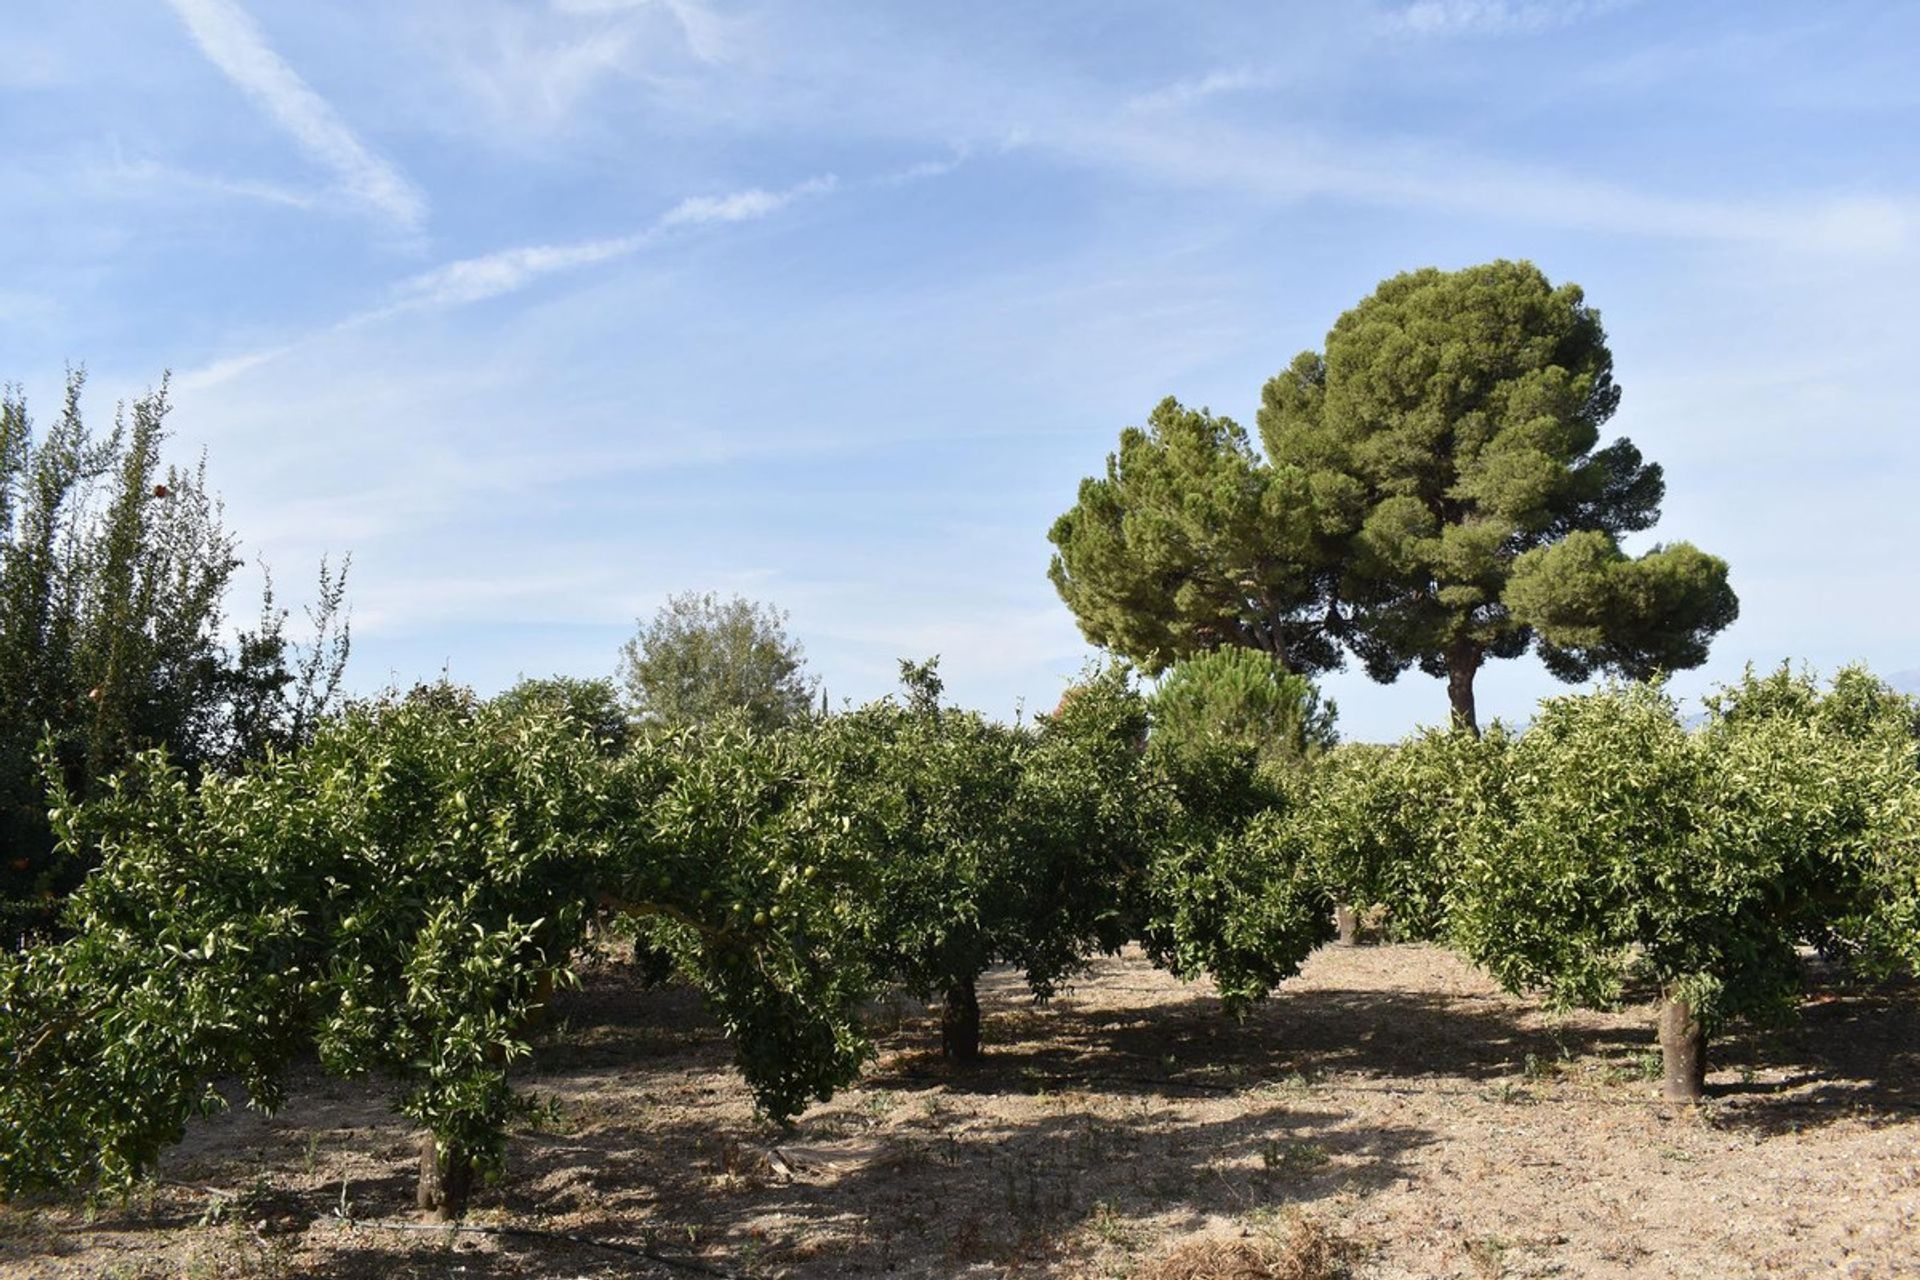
{"left": 884, "top": 966, "right": 1647, "bottom": 1098}
{"left": 490, "top": 1099, "right": 1431, "bottom": 1276}
{"left": 15, "top": 948, "right": 1919, "bottom": 1277}
{"left": 470, "top": 957, "right": 1438, "bottom": 1274}
{"left": 1708, "top": 975, "right": 1920, "bottom": 1135}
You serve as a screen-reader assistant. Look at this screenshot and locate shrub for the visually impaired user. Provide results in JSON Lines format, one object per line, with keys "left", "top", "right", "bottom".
{"left": 1301, "top": 728, "right": 1503, "bottom": 943}
{"left": 1447, "top": 678, "right": 1907, "bottom": 1101}
{"left": 0, "top": 687, "right": 878, "bottom": 1215}
{"left": 1150, "top": 647, "right": 1337, "bottom": 768}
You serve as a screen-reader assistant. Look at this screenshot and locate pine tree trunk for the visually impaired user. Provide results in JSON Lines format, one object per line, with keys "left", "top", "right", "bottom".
{"left": 417, "top": 1133, "right": 474, "bottom": 1220}
{"left": 941, "top": 974, "right": 981, "bottom": 1063}
{"left": 1447, "top": 642, "right": 1481, "bottom": 736}
{"left": 1658, "top": 993, "right": 1707, "bottom": 1104}
{"left": 1334, "top": 904, "right": 1359, "bottom": 946}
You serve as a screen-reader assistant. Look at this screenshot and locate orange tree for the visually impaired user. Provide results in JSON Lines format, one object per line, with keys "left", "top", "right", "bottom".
{"left": 1135, "top": 731, "right": 1334, "bottom": 1015}
{"left": 1298, "top": 728, "right": 1502, "bottom": 945}
{"left": 0, "top": 686, "right": 877, "bottom": 1217}
{"left": 1446, "top": 674, "right": 1914, "bottom": 1103}
{"left": 806, "top": 661, "right": 1155, "bottom": 1062}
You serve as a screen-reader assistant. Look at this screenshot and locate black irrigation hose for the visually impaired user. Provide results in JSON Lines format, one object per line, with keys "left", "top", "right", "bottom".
{"left": 333, "top": 1216, "right": 732, "bottom": 1277}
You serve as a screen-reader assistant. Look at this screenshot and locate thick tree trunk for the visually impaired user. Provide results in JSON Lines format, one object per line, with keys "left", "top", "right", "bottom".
{"left": 941, "top": 974, "right": 981, "bottom": 1063}
{"left": 1658, "top": 993, "right": 1707, "bottom": 1104}
{"left": 417, "top": 1133, "right": 474, "bottom": 1221}
{"left": 1446, "top": 641, "right": 1481, "bottom": 736}
{"left": 1334, "top": 904, "right": 1359, "bottom": 946}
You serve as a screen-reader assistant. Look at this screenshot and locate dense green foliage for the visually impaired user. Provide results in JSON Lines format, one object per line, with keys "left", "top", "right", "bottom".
{"left": 0, "top": 372, "right": 349, "bottom": 942}
{"left": 1699, "top": 665, "right": 1920, "bottom": 979}
{"left": 1047, "top": 398, "right": 1347, "bottom": 676}
{"left": 492, "top": 675, "right": 631, "bottom": 755}
{"left": 1050, "top": 261, "right": 1739, "bottom": 731}
{"left": 619, "top": 590, "right": 817, "bottom": 732}
{"left": 1300, "top": 728, "right": 1498, "bottom": 943}
{"left": 1443, "top": 674, "right": 1917, "bottom": 1093}
{"left": 1261, "top": 261, "right": 1736, "bottom": 730}
{"left": 1133, "top": 721, "right": 1334, "bottom": 1013}
{"left": 1150, "top": 646, "right": 1337, "bottom": 769}
{"left": 1139, "top": 794, "right": 1331, "bottom": 1015}
{"left": 811, "top": 661, "right": 1157, "bottom": 1058}
{"left": 5, "top": 645, "right": 1916, "bottom": 1211}
{"left": 610, "top": 717, "right": 877, "bottom": 1120}
{"left": 0, "top": 690, "right": 876, "bottom": 1214}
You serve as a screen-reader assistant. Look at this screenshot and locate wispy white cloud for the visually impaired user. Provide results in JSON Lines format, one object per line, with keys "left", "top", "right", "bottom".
{"left": 178, "top": 172, "right": 840, "bottom": 390}
{"left": 374, "top": 173, "right": 835, "bottom": 314}
{"left": 162, "top": 0, "right": 426, "bottom": 229}
{"left": 660, "top": 175, "right": 837, "bottom": 227}
{"left": 873, "top": 154, "right": 970, "bottom": 186}
{"left": 381, "top": 235, "right": 654, "bottom": 312}
{"left": 663, "top": 8, "right": 1898, "bottom": 258}
{"left": 107, "top": 157, "right": 320, "bottom": 211}
{"left": 1125, "top": 68, "right": 1276, "bottom": 114}
{"left": 174, "top": 343, "right": 302, "bottom": 393}
{"left": 549, "top": 0, "right": 742, "bottom": 64}
{"left": 416, "top": 0, "right": 750, "bottom": 139}
{"left": 1040, "top": 111, "right": 1916, "bottom": 254}
{"left": 453, "top": 18, "right": 640, "bottom": 127}
{"left": 1384, "top": 0, "right": 1633, "bottom": 36}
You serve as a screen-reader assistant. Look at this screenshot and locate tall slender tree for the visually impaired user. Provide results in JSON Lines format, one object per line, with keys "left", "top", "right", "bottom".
{"left": 1, "top": 371, "right": 349, "bottom": 940}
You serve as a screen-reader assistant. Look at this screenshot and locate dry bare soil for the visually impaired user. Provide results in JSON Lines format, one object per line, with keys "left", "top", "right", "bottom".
{"left": 4, "top": 942, "right": 1917, "bottom": 1279}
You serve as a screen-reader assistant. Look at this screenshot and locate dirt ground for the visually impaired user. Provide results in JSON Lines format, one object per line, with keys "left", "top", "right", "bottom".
{"left": 3, "top": 940, "right": 1917, "bottom": 1279}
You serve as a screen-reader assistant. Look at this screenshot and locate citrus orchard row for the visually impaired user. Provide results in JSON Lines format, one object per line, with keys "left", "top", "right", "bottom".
{"left": 2, "top": 660, "right": 1915, "bottom": 1219}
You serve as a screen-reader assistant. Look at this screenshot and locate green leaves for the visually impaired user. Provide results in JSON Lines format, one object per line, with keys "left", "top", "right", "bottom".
{"left": 1509, "top": 536, "right": 1738, "bottom": 681}
{"left": 1051, "top": 261, "right": 1735, "bottom": 732}
{"left": 1149, "top": 647, "right": 1337, "bottom": 771}
{"left": 618, "top": 591, "right": 817, "bottom": 732}
{"left": 1048, "top": 398, "right": 1346, "bottom": 676}
{"left": 1446, "top": 675, "right": 1912, "bottom": 1032}
{"left": 1299, "top": 728, "right": 1498, "bottom": 943}
{"left": 1259, "top": 260, "right": 1726, "bottom": 727}
{"left": 1, "top": 371, "right": 350, "bottom": 941}
{"left": 1141, "top": 803, "right": 1331, "bottom": 1017}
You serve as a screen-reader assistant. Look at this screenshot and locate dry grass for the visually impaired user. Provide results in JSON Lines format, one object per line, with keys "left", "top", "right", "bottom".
{"left": 3, "top": 943, "right": 1917, "bottom": 1278}
{"left": 1140, "top": 1217, "right": 1350, "bottom": 1280}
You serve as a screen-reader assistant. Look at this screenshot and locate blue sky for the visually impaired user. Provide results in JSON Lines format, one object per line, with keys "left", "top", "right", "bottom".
{"left": 4, "top": 0, "right": 1916, "bottom": 739}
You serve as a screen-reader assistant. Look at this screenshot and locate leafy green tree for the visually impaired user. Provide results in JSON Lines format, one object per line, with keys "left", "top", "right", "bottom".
{"left": 1149, "top": 646, "right": 1337, "bottom": 769}
{"left": 0, "top": 372, "right": 348, "bottom": 941}
{"left": 492, "top": 675, "right": 631, "bottom": 755}
{"left": 1136, "top": 737, "right": 1332, "bottom": 1013}
{"left": 1047, "top": 397, "right": 1350, "bottom": 676}
{"left": 603, "top": 716, "right": 879, "bottom": 1122}
{"left": 0, "top": 687, "right": 878, "bottom": 1216}
{"left": 1702, "top": 664, "right": 1920, "bottom": 977}
{"left": 1050, "top": 263, "right": 1738, "bottom": 732}
{"left": 802, "top": 661, "right": 1158, "bottom": 1062}
{"left": 1015, "top": 664, "right": 1158, "bottom": 987}
{"left": 618, "top": 590, "right": 817, "bottom": 732}
{"left": 1301, "top": 727, "right": 1499, "bottom": 945}
{"left": 811, "top": 660, "right": 1034, "bottom": 1061}
{"left": 1261, "top": 260, "right": 1737, "bottom": 731}
{"left": 1447, "top": 679, "right": 1902, "bottom": 1102}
